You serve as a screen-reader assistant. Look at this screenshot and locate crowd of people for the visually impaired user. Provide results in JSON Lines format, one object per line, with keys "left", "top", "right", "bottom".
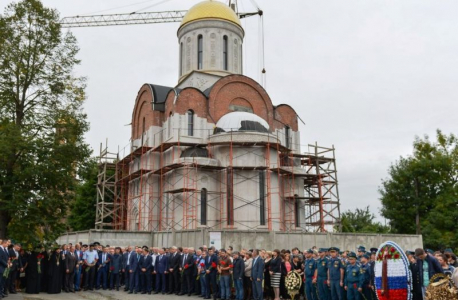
{"left": 0, "top": 238, "right": 457, "bottom": 300}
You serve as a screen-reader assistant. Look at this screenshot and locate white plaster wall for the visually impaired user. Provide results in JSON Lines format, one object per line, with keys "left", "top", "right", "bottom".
{"left": 177, "top": 20, "right": 244, "bottom": 81}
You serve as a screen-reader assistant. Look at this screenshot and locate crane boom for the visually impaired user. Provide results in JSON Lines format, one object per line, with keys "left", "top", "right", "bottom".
{"left": 60, "top": 10, "right": 262, "bottom": 28}
{"left": 60, "top": 10, "right": 188, "bottom": 28}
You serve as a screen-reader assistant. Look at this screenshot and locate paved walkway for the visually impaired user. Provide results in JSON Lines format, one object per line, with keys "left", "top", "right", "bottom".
{"left": 6, "top": 290, "right": 188, "bottom": 300}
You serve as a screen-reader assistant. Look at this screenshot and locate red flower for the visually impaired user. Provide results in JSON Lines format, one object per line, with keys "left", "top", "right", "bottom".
{"left": 229, "top": 264, "right": 234, "bottom": 268}
{"left": 211, "top": 262, "right": 217, "bottom": 268}
{"left": 387, "top": 254, "right": 392, "bottom": 259}
{"left": 394, "top": 254, "right": 400, "bottom": 259}
{"left": 390, "top": 247, "right": 395, "bottom": 253}
{"left": 184, "top": 264, "right": 189, "bottom": 269}
{"left": 37, "top": 254, "right": 44, "bottom": 260}
{"left": 353, "top": 283, "right": 357, "bottom": 289}
{"left": 220, "top": 261, "right": 226, "bottom": 266}
{"left": 200, "top": 263, "right": 205, "bottom": 267}
{"left": 110, "top": 266, "right": 114, "bottom": 271}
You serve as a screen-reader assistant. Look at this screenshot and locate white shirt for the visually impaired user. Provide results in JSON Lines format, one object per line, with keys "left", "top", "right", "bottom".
{"left": 127, "top": 251, "right": 132, "bottom": 266}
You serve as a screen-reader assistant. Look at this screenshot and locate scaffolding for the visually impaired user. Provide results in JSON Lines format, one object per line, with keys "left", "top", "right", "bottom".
{"left": 301, "top": 143, "right": 341, "bottom": 232}
{"left": 95, "top": 141, "right": 118, "bottom": 229}
{"left": 99, "top": 128, "right": 341, "bottom": 233}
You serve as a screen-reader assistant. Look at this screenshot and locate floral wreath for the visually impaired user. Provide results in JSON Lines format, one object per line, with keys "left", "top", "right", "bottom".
{"left": 375, "top": 241, "right": 412, "bottom": 300}
{"left": 285, "top": 271, "right": 302, "bottom": 291}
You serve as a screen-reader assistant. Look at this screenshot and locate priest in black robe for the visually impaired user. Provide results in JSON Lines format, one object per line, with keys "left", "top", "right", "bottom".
{"left": 40, "top": 249, "right": 49, "bottom": 293}
{"left": 47, "top": 247, "right": 63, "bottom": 294}
{"left": 26, "top": 247, "right": 42, "bottom": 294}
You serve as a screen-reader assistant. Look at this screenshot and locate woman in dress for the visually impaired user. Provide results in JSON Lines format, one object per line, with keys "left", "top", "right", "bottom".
{"left": 280, "top": 253, "right": 288, "bottom": 299}
{"left": 243, "top": 252, "right": 253, "bottom": 300}
{"left": 291, "top": 255, "right": 303, "bottom": 300}
{"left": 47, "top": 247, "right": 63, "bottom": 294}
{"left": 269, "top": 250, "right": 281, "bottom": 300}
{"left": 263, "top": 251, "right": 272, "bottom": 300}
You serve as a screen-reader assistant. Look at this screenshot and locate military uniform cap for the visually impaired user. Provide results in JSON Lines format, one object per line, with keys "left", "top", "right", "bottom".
{"left": 348, "top": 252, "right": 357, "bottom": 259}
{"left": 94, "top": 242, "right": 100, "bottom": 246}
{"left": 329, "top": 247, "right": 339, "bottom": 252}
{"left": 370, "top": 248, "right": 378, "bottom": 254}
{"left": 357, "top": 246, "right": 366, "bottom": 252}
{"left": 426, "top": 249, "right": 434, "bottom": 254}
{"left": 306, "top": 249, "right": 313, "bottom": 254}
{"left": 362, "top": 253, "right": 370, "bottom": 259}
{"left": 82, "top": 244, "right": 88, "bottom": 248}
{"left": 318, "top": 248, "right": 327, "bottom": 253}
{"left": 406, "top": 250, "right": 415, "bottom": 255}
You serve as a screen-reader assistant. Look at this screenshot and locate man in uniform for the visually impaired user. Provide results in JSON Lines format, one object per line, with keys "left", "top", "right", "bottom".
{"left": 304, "top": 249, "right": 317, "bottom": 300}
{"left": 314, "top": 248, "right": 330, "bottom": 300}
{"left": 360, "top": 254, "right": 372, "bottom": 300}
{"left": 357, "top": 246, "right": 366, "bottom": 262}
{"left": 369, "top": 248, "right": 378, "bottom": 300}
{"left": 344, "top": 252, "right": 363, "bottom": 300}
{"left": 328, "top": 247, "right": 345, "bottom": 300}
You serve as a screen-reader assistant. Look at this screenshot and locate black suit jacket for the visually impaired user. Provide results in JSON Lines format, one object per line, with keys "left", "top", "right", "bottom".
{"left": 169, "top": 252, "right": 181, "bottom": 271}
{"left": 181, "top": 253, "right": 195, "bottom": 273}
{"left": 8, "top": 249, "right": 22, "bottom": 271}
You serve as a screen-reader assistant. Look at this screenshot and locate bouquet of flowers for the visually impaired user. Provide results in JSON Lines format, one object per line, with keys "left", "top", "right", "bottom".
{"left": 197, "top": 262, "right": 206, "bottom": 280}
{"left": 285, "top": 271, "right": 302, "bottom": 300}
{"left": 37, "top": 254, "right": 44, "bottom": 274}
{"left": 181, "top": 264, "right": 189, "bottom": 276}
{"left": 3, "top": 258, "right": 11, "bottom": 278}
{"left": 207, "top": 261, "right": 217, "bottom": 274}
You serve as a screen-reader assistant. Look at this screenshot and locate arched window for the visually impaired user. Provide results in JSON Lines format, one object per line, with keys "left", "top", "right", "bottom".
{"left": 223, "top": 35, "right": 228, "bottom": 71}
{"left": 201, "top": 188, "right": 207, "bottom": 225}
{"left": 141, "top": 117, "right": 145, "bottom": 145}
{"left": 187, "top": 110, "right": 194, "bottom": 136}
{"left": 259, "top": 170, "right": 266, "bottom": 225}
{"left": 285, "top": 126, "right": 290, "bottom": 149}
{"left": 294, "top": 195, "right": 300, "bottom": 227}
{"left": 180, "top": 42, "right": 183, "bottom": 75}
{"left": 168, "top": 112, "right": 172, "bottom": 138}
{"left": 197, "top": 35, "right": 203, "bottom": 70}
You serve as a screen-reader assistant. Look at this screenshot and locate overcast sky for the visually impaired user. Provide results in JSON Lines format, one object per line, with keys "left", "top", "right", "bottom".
{"left": 3, "top": 0, "right": 458, "bottom": 221}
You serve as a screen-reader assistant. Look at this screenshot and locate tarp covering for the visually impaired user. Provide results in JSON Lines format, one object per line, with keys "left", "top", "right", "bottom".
{"left": 214, "top": 111, "right": 269, "bottom": 134}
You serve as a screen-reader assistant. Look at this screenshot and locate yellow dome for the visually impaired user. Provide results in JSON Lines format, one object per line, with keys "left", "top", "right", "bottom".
{"left": 180, "top": 0, "right": 242, "bottom": 29}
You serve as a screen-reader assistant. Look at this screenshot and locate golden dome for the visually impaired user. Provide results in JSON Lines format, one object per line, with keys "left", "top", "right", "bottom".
{"left": 180, "top": 0, "right": 242, "bottom": 29}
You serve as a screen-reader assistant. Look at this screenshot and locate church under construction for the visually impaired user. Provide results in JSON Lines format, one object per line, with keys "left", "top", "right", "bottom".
{"left": 94, "top": 0, "right": 341, "bottom": 236}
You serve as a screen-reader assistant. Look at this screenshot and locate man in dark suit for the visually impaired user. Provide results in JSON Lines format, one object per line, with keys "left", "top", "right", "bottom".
{"left": 8, "top": 243, "right": 23, "bottom": 294}
{"left": 154, "top": 248, "right": 169, "bottom": 294}
{"left": 180, "top": 247, "right": 196, "bottom": 296}
{"left": 0, "top": 239, "right": 10, "bottom": 298}
{"left": 205, "top": 248, "right": 218, "bottom": 300}
{"left": 168, "top": 246, "right": 181, "bottom": 295}
{"left": 96, "top": 246, "right": 112, "bottom": 290}
{"left": 140, "top": 247, "right": 153, "bottom": 294}
{"left": 251, "top": 249, "right": 264, "bottom": 300}
{"left": 128, "top": 247, "right": 143, "bottom": 294}
{"left": 64, "top": 245, "right": 78, "bottom": 293}
{"left": 122, "top": 246, "right": 133, "bottom": 291}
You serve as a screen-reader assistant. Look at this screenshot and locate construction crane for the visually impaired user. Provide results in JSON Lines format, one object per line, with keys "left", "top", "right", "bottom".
{"left": 59, "top": 2, "right": 266, "bottom": 85}
{"left": 60, "top": 9, "right": 262, "bottom": 28}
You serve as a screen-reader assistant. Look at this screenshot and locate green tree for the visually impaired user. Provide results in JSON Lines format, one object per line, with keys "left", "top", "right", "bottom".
{"left": 341, "top": 206, "right": 390, "bottom": 233}
{"left": 0, "top": 0, "right": 90, "bottom": 244}
{"left": 380, "top": 130, "right": 458, "bottom": 250}
{"left": 67, "top": 159, "right": 97, "bottom": 231}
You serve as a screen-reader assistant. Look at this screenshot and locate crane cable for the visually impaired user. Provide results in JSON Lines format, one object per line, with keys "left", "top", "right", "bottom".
{"left": 81, "top": 0, "right": 161, "bottom": 15}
